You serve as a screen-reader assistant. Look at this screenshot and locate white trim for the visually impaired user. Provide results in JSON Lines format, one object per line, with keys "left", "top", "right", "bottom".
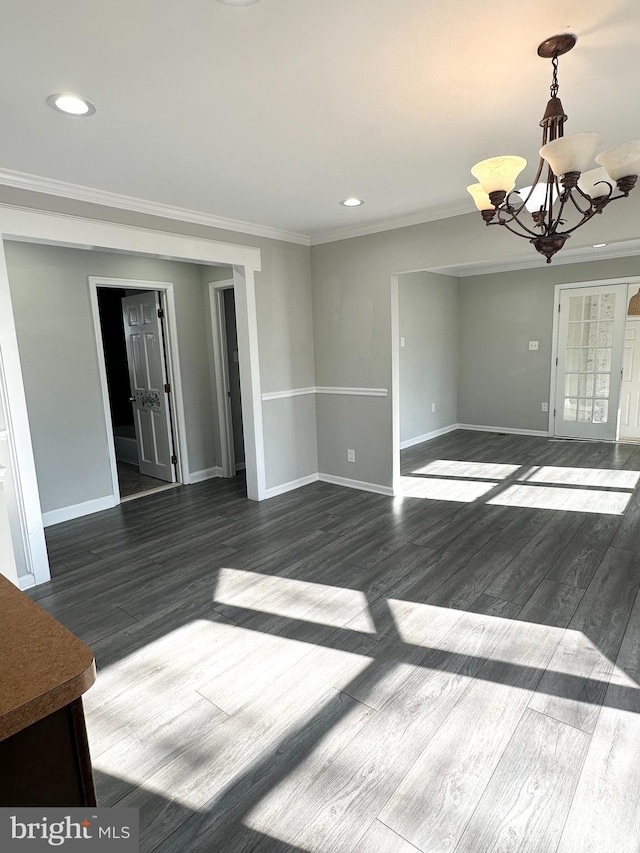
{"left": 0, "top": 250, "right": 49, "bottom": 584}
{"left": 318, "top": 473, "right": 394, "bottom": 496}
{"left": 18, "top": 574, "right": 36, "bottom": 591}
{"left": 458, "top": 423, "right": 549, "bottom": 437}
{"left": 208, "top": 280, "right": 236, "bottom": 478}
{"left": 0, "top": 167, "right": 310, "bottom": 247}
{"left": 261, "top": 386, "right": 388, "bottom": 400}
{"left": 390, "top": 274, "right": 401, "bottom": 497}
{"left": 261, "top": 387, "right": 316, "bottom": 401}
{"left": 316, "top": 386, "right": 388, "bottom": 397}
{"left": 311, "top": 201, "right": 471, "bottom": 245}
{"left": 264, "top": 473, "right": 319, "bottom": 498}
{"left": 42, "top": 495, "right": 117, "bottom": 528}
{"left": 0, "top": 208, "right": 262, "bottom": 269}
{"left": 88, "top": 277, "right": 189, "bottom": 501}
{"left": 233, "top": 265, "right": 266, "bottom": 501}
{"left": 400, "top": 424, "right": 460, "bottom": 449}
{"left": 0, "top": 430, "right": 7, "bottom": 442}
{"left": 190, "top": 466, "right": 223, "bottom": 483}
{"left": 429, "top": 239, "right": 640, "bottom": 278}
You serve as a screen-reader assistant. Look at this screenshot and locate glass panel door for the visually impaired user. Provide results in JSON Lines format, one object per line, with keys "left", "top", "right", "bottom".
{"left": 554, "top": 284, "right": 627, "bottom": 440}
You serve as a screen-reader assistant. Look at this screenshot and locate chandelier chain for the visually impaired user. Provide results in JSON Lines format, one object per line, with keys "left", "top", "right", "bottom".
{"left": 550, "top": 52, "right": 560, "bottom": 98}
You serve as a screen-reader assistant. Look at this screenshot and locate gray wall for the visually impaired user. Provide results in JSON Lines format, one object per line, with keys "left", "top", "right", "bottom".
{"left": 399, "top": 271, "right": 458, "bottom": 443}
{"left": 311, "top": 195, "right": 640, "bottom": 490}
{"left": 2, "top": 185, "right": 318, "bottom": 509}
{"left": 458, "top": 257, "right": 640, "bottom": 431}
{"left": 6, "top": 241, "right": 220, "bottom": 513}
{"left": 4, "top": 183, "right": 640, "bottom": 503}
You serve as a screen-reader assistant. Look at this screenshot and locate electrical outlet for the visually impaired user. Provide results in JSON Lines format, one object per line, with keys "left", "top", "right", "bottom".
{"left": 541, "top": 402, "right": 549, "bottom": 412}
{"left": 347, "top": 449, "right": 355, "bottom": 463}
{"left": 400, "top": 336, "right": 406, "bottom": 348}
{"left": 528, "top": 340, "right": 539, "bottom": 351}
{"left": 431, "top": 402, "right": 436, "bottom": 413}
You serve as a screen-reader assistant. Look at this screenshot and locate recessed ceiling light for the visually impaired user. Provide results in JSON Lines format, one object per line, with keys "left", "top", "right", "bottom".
{"left": 592, "top": 243, "right": 608, "bottom": 248}
{"left": 341, "top": 198, "right": 364, "bottom": 207}
{"left": 217, "top": 0, "right": 262, "bottom": 5}
{"left": 47, "top": 93, "right": 96, "bottom": 116}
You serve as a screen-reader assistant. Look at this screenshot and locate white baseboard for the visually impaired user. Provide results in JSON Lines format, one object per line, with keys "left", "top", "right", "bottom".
{"left": 18, "top": 573, "right": 36, "bottom": 591}
{"left": 458, "top": 423, "right": 549, "bottom": 438}
{"left": 189, "top": 466, "right": 223, "bottom": 484}
{"left": 264, "top": 473, "right": 319, "bottom": 499}
{"left": 400, "top": 423, "right": 459, "bottom": 449}
{"left": 42, "top": 495, "right": 118, "bottom": 528}
{"left": 318, "top": 473, "right": 394, "bottom": 497}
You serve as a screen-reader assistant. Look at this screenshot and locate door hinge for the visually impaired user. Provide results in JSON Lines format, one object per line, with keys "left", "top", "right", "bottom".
{"left": 171, "top": 454, "right": 177, "bottom": 465}
{"left": 164, "top": 382, "right": 171, "bottom": 393}
{"left": 556, "top": 357, "right": 558, "bottom": 366}
{"left": 558, "top": 303, "right": 561, "bottom": 312}
{"left": 553, "top": 409, "right": 556, "bottom": 417}
{"left": 157, "top": 307, "right": 165, "bottom": 319}
{"left": 227, "top": 390, "right": 232, "bottom": 398}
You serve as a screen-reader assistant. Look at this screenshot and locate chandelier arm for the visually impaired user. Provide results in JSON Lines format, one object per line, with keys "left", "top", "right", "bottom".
{"left": 544, "top": 171, "right": 561, "bottom": 233}
{"left": 518, "top": 156, "right": 547, "bottom": 211}
{"left": 550, "top": 193, "right": 570, "bottom": 233}
{"left": 565, "top": 189, "right": 594, "bottom": 216}
{"left": 496, "top": 205, "right": 541, "bottom": 238}
{"left": 491, "top": 215, "right": 540, "bottom": 240}
{"left": 561, "top": 209, "right": 599, "bottom": 236}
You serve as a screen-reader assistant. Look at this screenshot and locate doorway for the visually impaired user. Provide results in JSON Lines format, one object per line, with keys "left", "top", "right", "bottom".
{"left": 551, "top": 277, "right": 640, "bottom": 442}
{"left": 209, "top": 281, "right": 245, "bottom": 478}
{"left": 90, "top": 277, "right": 186, "bottom": 504}
{"left": 96, "top": 286, "right": 178, "bottom": 500}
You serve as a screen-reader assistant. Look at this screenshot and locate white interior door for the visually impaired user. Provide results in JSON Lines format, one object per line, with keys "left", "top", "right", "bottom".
{"left": 122, "top": 291, "right": 175, "bottom": 482}
{"left": 619, "top": 316, "right": 640, "bottom": 440}
{"left": 554, "top": 284, "right": 627, "bottom": 440}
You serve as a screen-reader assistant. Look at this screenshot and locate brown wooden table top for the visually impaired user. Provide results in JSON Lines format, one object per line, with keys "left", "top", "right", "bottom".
{"left": 0, "top": 574, "right": 95, "bottom": 741}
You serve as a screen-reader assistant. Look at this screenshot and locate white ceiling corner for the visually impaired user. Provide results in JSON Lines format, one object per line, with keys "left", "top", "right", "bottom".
{"left": 0, "top": 0, "right": 639, "bottom": 245}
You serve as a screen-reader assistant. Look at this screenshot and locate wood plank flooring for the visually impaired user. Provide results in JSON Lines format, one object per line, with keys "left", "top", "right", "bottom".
{"left": 31, "top": 429, "right": 640, "bottom": 852}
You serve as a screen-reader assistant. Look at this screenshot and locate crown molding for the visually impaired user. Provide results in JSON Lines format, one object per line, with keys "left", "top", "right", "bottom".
{"left": 0, "top": 167, "right": 311, "bottom": 247}
{"left": 310, "top": 200, "right": 472, "bottom": 245}
{"left": 429, "top": 239, "right": 640, "bottom": 278}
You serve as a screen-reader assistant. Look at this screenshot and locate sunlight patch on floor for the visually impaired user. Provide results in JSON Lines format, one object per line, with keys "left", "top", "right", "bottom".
{"left": 215, "top": 567, "right": 377, "bottom": 633}
{"left": 411, "top": 460, "right": 522, "bottom": 480}
{"left": 489, "top": 484, "right": 631, "bottom": 514}
{"left": 522, "top": 465, "right": 640, "bottom": 490}
{"left": 400, "top": 475, "right": 498, "bottom": 502}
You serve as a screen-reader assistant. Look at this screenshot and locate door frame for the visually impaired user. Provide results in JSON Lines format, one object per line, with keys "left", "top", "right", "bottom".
{"left": 89, "top": 277, "right": 187, "bottom": 501}
{"left": 209, "top": 280, "right": 236, "bottom": 478}
{"left": 549, "top": 275, "right": 640, "bottom": 438}
{"left": 0, "top": 206, "right": 264, "bottom": 588}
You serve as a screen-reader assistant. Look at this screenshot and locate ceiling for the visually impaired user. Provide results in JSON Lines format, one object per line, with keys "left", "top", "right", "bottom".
{"left": 1, "top": 0, "right": 639, "bottom": 243}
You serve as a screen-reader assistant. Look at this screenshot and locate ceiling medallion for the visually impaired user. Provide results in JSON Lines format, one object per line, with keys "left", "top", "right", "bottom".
{"left": 467, "top": 34, "right": 640, "bottom": 263}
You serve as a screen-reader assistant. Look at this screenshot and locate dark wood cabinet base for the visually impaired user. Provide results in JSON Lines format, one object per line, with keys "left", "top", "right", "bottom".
{"left": 0, "top": 699, "right": 96, "bottom": 807}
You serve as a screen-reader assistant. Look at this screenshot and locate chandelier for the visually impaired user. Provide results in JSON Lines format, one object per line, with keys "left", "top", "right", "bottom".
{"left": 467, "top": 34, "right": 640, "bottom": 263}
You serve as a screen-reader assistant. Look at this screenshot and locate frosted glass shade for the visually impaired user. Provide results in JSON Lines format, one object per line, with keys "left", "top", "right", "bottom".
{"left": 596, "top": 140, "right": 640, "bottom": 180}
{"left": 471, "top": 156, "right": 527, "bottom": 194}
{"left": 539, "top": 132, "right": 603, "bottom": 177}
{"left": 517, "top": 183, "right": 550, "bottom": 213}
{"left": 466, "top": 183, "right": 494, "bottom": 211}
{"left": 578, "top": 167, "right": 612, "bottom": 199}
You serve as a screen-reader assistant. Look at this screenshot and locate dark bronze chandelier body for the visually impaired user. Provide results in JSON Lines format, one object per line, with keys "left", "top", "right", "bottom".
{"left": 468, "top": 34, "right": 639, "bottom": 263}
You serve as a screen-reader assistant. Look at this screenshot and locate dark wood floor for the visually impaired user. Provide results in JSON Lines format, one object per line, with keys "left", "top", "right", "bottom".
{"left": 32, "top": 430, "right": 640, "bottom": 852}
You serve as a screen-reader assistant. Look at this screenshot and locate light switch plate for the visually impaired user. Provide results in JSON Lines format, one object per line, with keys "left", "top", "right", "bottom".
{"left": 528, "top": 340, "right": 539, "bottom": 351}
